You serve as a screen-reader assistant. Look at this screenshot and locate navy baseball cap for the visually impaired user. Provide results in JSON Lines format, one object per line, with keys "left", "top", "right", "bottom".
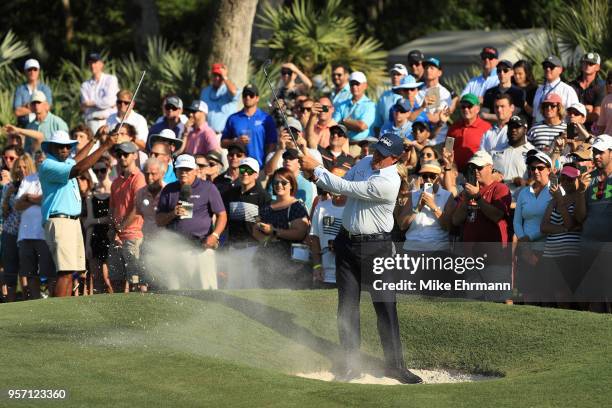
{"left": 374, "top": 132, "right": 404, "bottom": 157}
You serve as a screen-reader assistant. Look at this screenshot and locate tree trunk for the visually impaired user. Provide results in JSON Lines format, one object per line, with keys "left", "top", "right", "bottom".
{"left": 61, "top": 0, "right": 74, "bottom": 44}
{"left": 199, "top": 0, "right": 259, "bottom": 89}
{"left": 132, "top": 0, "right": 160, "bottom": 56}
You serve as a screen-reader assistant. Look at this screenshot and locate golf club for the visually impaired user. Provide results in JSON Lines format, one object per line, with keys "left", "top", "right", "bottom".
{"left": 262, "top": 60, "right": 302, "bottom": 156}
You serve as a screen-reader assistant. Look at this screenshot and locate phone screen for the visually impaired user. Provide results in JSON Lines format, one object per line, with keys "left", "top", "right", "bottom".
{"left": 444, "top": 137, "right": 455, "bottom": 152}
{"left": 425, "top": 87, "right": 440, "bottom": 108}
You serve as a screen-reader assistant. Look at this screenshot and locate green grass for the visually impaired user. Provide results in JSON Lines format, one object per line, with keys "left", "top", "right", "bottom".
{"left": 1, "top": 290, "right": 611, "bottom": 407}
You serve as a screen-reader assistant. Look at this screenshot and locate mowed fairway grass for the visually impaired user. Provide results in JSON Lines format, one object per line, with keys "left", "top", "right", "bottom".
{"left": 1, "top": 290, "right": 611, "bottom": 407}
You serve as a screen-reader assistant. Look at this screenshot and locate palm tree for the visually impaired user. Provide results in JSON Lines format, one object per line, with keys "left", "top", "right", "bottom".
{"left": 255, "top": 0, "right": 388, "bottom": 91}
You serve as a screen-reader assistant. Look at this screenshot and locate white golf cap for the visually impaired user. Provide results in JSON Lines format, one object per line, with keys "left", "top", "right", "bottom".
{"left": 187, "top": 99, "right": 208, "bottom": 114}
{"left": 24, "top": 59, "right": 40, "bottom": 71}
{"left": 592, "top": 134, "right": 612, "bottom": 151}
{"left": 348, "top": 71, "right": 367, "bottom": 84}
{"left": 41, "top": 130, "right": 77, "bottom": 154}
{"left": 149, "top": 128, "right": 183, "bottom": 150}
{"left": 468, "top": 150, "right": 493, "bottom": 167}
{"left": 239, "top": 157, "right": 260, "bottom": 173}
{"left": 30, "top": 90, "right": 47, "bottom": 103}
{"left": 389, "top": 63, "right": 408, "bottom": 76}
{"left": 567, "top": 102, "right": 587, "bottom": 117}
{"left": 174, "top": 154, "right": 197, "bottom": 169}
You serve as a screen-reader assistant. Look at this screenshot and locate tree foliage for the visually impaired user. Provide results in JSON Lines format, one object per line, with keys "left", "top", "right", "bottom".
{"left": 256, "top": 0, "right": 388, "bottom": 90}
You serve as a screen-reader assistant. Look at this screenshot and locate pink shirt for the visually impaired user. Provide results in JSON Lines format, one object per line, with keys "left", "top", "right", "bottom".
{"left": 110, "top": 168, "right": 146, "bottom": 240}
{"left": 596, "top": 93, "right": 612, "bottom": 134}
{"left": 183, "top": 123, "right": 220, "bottom": 155}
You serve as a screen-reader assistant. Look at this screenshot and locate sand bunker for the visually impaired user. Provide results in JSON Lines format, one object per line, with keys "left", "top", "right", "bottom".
{"left": 295, "top": 369, "right": 496, "bottom": 385}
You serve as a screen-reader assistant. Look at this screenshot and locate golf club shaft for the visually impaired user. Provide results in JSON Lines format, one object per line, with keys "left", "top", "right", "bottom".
{"left": 116, "top": 70, "right": 147, "bottom": 134}
{"left": 262, "top": 60, "right": 302, "bottom": 156}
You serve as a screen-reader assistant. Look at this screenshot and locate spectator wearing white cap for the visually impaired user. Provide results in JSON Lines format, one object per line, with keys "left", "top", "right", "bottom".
{"left": 80, "top": 53, "right": 119, "bottom": 134}
{"left": 332, "top": 71, "right": 376, "bottom": 155}
{"left": 13, "top": 58, "right": 53, "bottom": 128}
{"left": 532, "top": 55, "right": 579, "bottom": 123}
{"left": 461, "top": 47, "right": 500, "bottom": 98}
{"left": 39, "top": 129, "right": 119, "bottom": 297}
{"left": 148, "top": 95, "right": 186, "bottom": 147}
{"left": 5, "top": 90, "right": 68, "bottom": 154}
{"left": 373, "top": 64, "right": 407, "bottom": 133}
{"left": 149, "top": 129, "right": 183, "bottom": 184}
{"left": 106, "top": 89, "right": 149, "bottom": 150}
{"left": 176, "top": 100, "right": 219, "bottom": 156}
{"left": 569, "top": 52, "right": 606, "bottom": 128}
{"left": 155, "top": 154, "right": 227, "bottom": 290}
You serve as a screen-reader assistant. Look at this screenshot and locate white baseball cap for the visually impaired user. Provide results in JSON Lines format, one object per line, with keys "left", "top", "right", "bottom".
{"left": 149, "top": 128, "right": 183, "bottom": 150}
{"left": 30, "top": 90, "right": 47, "bottom": 103}
{"left": 468, "top": 150, "right": 493, "bottom": 167}
{"left": 348, "top": 71, "right": 367, "bottom": 84}
{"left": 24, "top": 59, "right": 40, "bottom": 71}
{"left": 567, "top": 102, "right": 587, "bottom": 117}
{"left": 592, "top": 134, "right": 612, "bottom": 151}
{"left": 187, "top": 100, "right": 208, "bottom": 114}
{"left": 389, "top": 63, "right": 408, "bottom": 76}
{"left": 174, "top": 154, "right": 197, "bottom": 170}
{"left": 239, "top": 157, "right": 260, "bottom": 173}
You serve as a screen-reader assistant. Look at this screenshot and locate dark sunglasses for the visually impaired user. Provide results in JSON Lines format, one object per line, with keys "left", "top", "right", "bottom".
{"left": 421, "top": 173, "right": 438, "bottom": 180}
{"left": 116, "top": 151, "right": 132, "bottom": 158}
{"left": 408, "top": 61, "right": 422, "bottom": 67}
{"left": 239, "top": 166, "right": 255, "bottom": 175}
{"left": 542, "top": 103, "right": 558, "bottom": 109}
{"left": 460, "top": 103, "right": 474, "bottom": 109}
{"left": 93, "top": 167, "right": 108, "bottom": 173}
{"left": 499, "top": 68, "right": 512, "bottom": 73}
{"left": 197, "top": 163, "right": 211, "bottom": 168}
{"left": 117, "top": 100, "right": 130, "bottom": 105}
{"left": 30, "top": 101, "right": 42, "bottom": 106}
{"left": 530, "top": 165, "right": 547, "bottom": 171}
{"left": 349, "top": 81, "right": 360, "bottom": 87}
{"left": 421, "top": 152, "right": 435, "bottom": 158}
{"left": 394, "top": 108, "right": 409, "bottom": 114}
{"left": 150, "top": 152, "right": 167, "bottom": 158}
{"left": 164, "top": 104, "right": 179, "bottom": 111}
{"left": 300, "top": 107, "right": 312, "bottom": 112}
{"left": 332, "top": 72, "right": 344, "bottom": 77}
{"left": 228, "top": 152, "right": 245, "bottom": 158}
{"left": 242, "top": 92, "right": 256, "bottom": 99}
{"left": 542, "top": 64, "right": 557, "bottom": 71}
{"left": 272, "top": 180, "right": 289, "bottom": 187}
{"left": 281, "top": 69, "right": 292, "bottom": 76}
{"left": 481, "top": 54, "right": 496, "bottom": 60}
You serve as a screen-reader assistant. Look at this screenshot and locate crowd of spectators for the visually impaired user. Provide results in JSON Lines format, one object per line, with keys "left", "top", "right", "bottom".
{"left": 0, "top": 48, "right": 611, "bottom": 312}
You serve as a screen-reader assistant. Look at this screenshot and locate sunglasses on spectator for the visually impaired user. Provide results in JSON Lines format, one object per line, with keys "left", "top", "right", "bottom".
{"left": 281, "top": 69, "right": 292, "bottom": 76}
{"left": 481, "top": 54, "right": 496, "bottom": 60}
{"left": 460, "top": 103, "right": 474, "bottom": 109}
{"left": 26, "top": 67, "right": 39, "bottom": 72}
{"left": 164, "top": 104, "right": 179, "bottom": 111}
{"left": 470, "top": 164, "right": 485, "bottom": 171}
{"left": 93, "top": 167, "right": 108, "bottom": 174}
{"left": 30, "top": 101, "right": 42, "bottom": 106}
{"left": 239, "top": 166, "right": 256, "bottom": 175}
{"left": 117, "top": 100, "right": 130, "bottom": 106}
{"left": 542, "top": 64, "right": 557, "bottom": 70}
{"left": 116, "top": 152, "right": 132, "bottom": 158}
{"left": 530, "top": 165, "right": 547, "bottom": 171}
{"left": 3, "top": 155, "right": 17, "bottom": 162}
{"left": 582, "top": 61, "right": 596, "bottom": 66}
{"left": 197, "top": 162, "right": 211, "bottom": 168}
{"left": 242, "top": 92, "right": 256, "bottom": 99}
{"left": 228, "top": 152, "right": 244, "bottom": 158}
{"left": 499, "top": 68, "right": 512, "bottom": 73}
{"left": 349, "top": 81, "right": 361, "bottom": 87}
{"left": 542, "top": 103, "right": 558, "bottom": 109}
{"left": 272, "top": 179, "right": 289, "bottom": 187}
{"left": 420, "top": 152, "right": 435, "bottom": 158}
{"left": 421, "top": 173, "right": 437, "bottom": 180}
{"left": 300, "top": 107, "right": 312, "bottom": 112}
{"left": 408, "top": 61, "right": 422, "bottom": 67}
{"left": 567, "top": 109, "right": 583, "bottom": 116}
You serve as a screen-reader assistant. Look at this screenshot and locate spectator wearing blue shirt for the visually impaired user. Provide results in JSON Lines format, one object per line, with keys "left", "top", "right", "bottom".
{"left": 149, "top": 129, "right": 183, "bottom": 184}
{"left": 382, "top": 75, "right": 427, "bottom": 131}
{"left": 461, "top": 47, "right": 500, "bottom": 99}
{"left": 148, "top": 96, "right": 185, "bottom": 148}
{"left": 332, "top": 71, "right": 376, "bottom": 155}
{"left": 330, "top": 63, "right": 352, "bottom": 110}
{"left": 381, "top": 100, "right": 415, "bottom": 140}
{"left": 200, "top": 63, "right": 239, "bottom": 134}
{"left": 221, "top": 84, "right": 277, "bottom": 167}
{"left": 13, "top": 59, "right": 53, "bottom": 128}
{"left": 373, "top": 64, "right": 407, "bottom": 132}
{"left": 39, "top": 130, "right": 118, "bottom": 297}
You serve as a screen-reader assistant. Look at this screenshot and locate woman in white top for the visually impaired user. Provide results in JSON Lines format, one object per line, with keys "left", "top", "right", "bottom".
{"left": 396, "top": 161, "right": 455, "bottom": 252}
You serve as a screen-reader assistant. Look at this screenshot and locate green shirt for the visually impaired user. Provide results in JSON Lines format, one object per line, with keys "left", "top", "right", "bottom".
{"left": 25, "top": 112, "right": 69, "bottom": 154}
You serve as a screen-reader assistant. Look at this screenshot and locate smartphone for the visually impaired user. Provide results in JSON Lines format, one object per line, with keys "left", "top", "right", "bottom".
{"left": 423, "top": 182, "right": 434, "bottom": 195}
{"left": 444, "top": 137, "right": 455, "bottom": 152}
{"left": 567, "top": 123, "right": 577, "bottom": 139}
{"left": 425, "top": 87, "right": 440, "bottom": 108}
{"left": 466, "top": 167, "right": 477, "bottom": 186}
{"left": 321, "top": 105, "right": 329, "bottom": 113}
{"left": 549, "top": 173, "right": 558, "bottom": 189}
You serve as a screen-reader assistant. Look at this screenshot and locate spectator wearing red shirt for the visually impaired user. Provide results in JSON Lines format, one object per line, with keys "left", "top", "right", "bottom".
{"left": 448, "top": 94, "right": 492, "bottom": 172}
{"left": 178, "top": 100, "right": 220, "bottom": 156}
{"left": 109, "top": 142, "right": 147, "bottom": 292}
{"left": 452, "top": 150, "right": 511, "bottom": 244}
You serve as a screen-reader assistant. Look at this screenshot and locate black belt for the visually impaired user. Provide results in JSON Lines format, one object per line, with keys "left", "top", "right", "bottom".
{"left": 49, "top": 214, "right": 79, "bottom": 220}
{"left": 340, "top": 227, "right": 391, "bottom": 243}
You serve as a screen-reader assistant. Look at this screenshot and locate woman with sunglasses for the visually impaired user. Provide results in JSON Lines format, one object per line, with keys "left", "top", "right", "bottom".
{"left": 527, "top": 92, "right": 567, "bottom": 152}
{"left": 540, "top": 164, "right": 583, "bottom": 306}
{"left": 82, "top": 158, "right": 113, "bottom": 294}
{"left": 513, "top": 150, "right": 553, "bottom": 301}
{"left": 252, "top": 168, "right": 310, "bottom": 288}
